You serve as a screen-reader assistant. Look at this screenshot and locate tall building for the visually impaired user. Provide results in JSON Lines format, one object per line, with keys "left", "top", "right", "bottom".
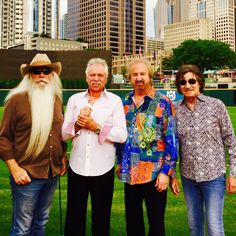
{"left": 0, "top": 0, "right": 24, "bottom": 48}
{"left": 164, "top": 18, "right": 213, "bottom": 51}
{"left": 154, "top": 0, "right": 168, "bottom": 38}
{"left": 154, "top": 0, "right": 187, "bottom": 39}
{"left": 66, "top": 0, "right": 79, "bottom": 40}
{"left": 0, "top": 0, "right": 60, "bottom": 49}
{"left": 75, "top": 0, "right": 145, "bottom": 56}
{"left": 60, "top": 13, "right": 68, "bottom": 39}
{"left": 189, "top": 0, "right": 235, "bottom": 50}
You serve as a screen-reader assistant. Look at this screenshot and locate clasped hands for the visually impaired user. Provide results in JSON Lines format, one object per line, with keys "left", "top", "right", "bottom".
{"left": 76, "top": 106, "right": 98, "bottom": 131}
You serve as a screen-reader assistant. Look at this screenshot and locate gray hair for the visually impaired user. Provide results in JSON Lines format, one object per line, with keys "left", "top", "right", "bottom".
{"left": 5, "top": 72, "right": 62, "bottom": 103}
{"left": 85, "top": 58, "right": 109, "bottom": 78}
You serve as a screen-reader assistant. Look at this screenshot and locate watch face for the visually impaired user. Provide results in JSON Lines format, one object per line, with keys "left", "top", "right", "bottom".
{"left": 95, "top": 127, "right": 101, "bottom": 134}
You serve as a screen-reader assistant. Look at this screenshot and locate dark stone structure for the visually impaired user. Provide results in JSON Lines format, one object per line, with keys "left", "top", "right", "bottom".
{"left": 0, "top": 49, "right": 112, "bottom": 81}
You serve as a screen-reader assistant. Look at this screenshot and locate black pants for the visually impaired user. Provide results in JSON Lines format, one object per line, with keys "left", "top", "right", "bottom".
{"left": 125, "top": 180, "right": 167, "bottom": 236}
{"left": 64, "top": 167, "right": 114, "bottom": 236}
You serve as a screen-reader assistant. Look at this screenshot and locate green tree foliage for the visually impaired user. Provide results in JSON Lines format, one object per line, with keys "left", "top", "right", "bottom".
{"left": 162, "top": 56, "right": 173, "bottom": 70}
{"left": 40, "top": 32, "right": 50, "bottom": 38}
{"left": 172, "top": 39, "right": 236, "bottom": 71}
{"left": 121, "top": 67, "right": 127, "bottom": 78}
{"left": 76, "top": 37, "right": 88, "bottom": 43}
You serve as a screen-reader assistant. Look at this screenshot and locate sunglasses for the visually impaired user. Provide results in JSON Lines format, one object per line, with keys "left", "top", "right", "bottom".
{"left": 30, "top": 67, "right": 52, "bottom": 75}
{"left": 179, "top": 78, "right": 197, "bottom": 86}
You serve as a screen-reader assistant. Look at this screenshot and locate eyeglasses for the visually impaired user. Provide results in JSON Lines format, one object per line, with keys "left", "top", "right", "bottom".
{"left": 30, "top": 67, "right": 52, "bottom": 75}
{"left": 179, "top": 78, "right": 197, "bottom": 86}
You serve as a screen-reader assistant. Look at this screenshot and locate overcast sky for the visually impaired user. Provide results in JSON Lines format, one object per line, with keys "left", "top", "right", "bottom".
{"left": 146, "top": 0, "right": 157, "bottom": 37}
{"left": 60, "top": 0, "right": 157, "bottom": 37}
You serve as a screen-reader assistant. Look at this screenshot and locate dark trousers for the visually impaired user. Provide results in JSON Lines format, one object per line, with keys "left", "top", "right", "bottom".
{"left": 125, "top": 179, "right": 167, "bottom": 236}
{"left": 64, "top": 167, "right": 114, "bottom": 236}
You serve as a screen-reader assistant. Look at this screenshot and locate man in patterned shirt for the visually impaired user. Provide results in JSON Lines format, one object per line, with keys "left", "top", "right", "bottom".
{"left": 171, "top": 64, "right": 236, "bottom": 236}
{"left": 116, "top": 58, "right": 178, "bottom": 236}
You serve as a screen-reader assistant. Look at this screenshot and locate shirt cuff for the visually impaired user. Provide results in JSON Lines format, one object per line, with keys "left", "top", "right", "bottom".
{"left": 98, "top": 125, "right": 112, "bottom": 144}
{"left": 230, "top": 165, "right": 236, "bottom": 177}
{"left": 160, "top": 164, "right": 172, "bottom": 176}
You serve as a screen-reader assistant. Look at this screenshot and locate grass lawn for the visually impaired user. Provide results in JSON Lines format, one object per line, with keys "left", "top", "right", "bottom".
{"left": 0, "top": 107, "right": 236, "bottom": 235}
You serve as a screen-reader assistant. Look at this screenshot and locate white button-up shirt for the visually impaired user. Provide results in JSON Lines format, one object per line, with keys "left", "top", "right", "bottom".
{"left": 62, "top": 90, "right": 127, "bottom": 176}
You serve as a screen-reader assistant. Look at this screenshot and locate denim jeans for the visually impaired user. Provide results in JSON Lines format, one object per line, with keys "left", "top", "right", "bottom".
{"left": 10, "top": 175, "right": 58, "bottom": 236}
{"left": 181, "top": 175, "right": 226, "bottom": 236}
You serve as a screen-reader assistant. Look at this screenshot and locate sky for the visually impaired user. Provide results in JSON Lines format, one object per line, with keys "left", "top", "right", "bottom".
{"left": 60, "top": 0, "right": 157, "bottom": 37}
{"left": 146, "top": 0, "right": 157, "bottom": 37}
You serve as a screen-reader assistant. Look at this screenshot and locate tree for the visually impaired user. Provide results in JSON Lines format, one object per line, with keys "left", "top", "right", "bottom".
{"left": 162, "top": 56, "right": 173, "bottom": 70}
{"left": 40, "top": 32, "right": 50, "bottom": 38}
{"left": 172, "top": 39, "right": 236, "bottom": 71}
{"left": 76, "top": 37, "right": 88, "bottom": 43}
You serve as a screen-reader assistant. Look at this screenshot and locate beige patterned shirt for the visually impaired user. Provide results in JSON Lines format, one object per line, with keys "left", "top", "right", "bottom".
{"left": 175, "top": 94, "right": 236, "bottom": 182}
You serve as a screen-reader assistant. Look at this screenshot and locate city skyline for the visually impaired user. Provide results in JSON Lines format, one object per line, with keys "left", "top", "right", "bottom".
{"left": 60, "top": 0, "right": 157, "bottom": 37}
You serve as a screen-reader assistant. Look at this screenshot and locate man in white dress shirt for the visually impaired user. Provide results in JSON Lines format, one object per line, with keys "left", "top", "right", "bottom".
{"left": 62, "top": 58, "right": 127, "bottom": 236}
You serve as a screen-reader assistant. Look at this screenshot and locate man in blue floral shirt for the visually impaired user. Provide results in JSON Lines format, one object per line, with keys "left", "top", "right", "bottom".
{"left": 116, "top": 58, "right": 178, "bottom": 236}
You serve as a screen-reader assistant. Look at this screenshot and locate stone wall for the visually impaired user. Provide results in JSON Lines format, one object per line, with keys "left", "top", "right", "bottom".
{"left": 0, "top": 49, "right": 112, "bottom": 81}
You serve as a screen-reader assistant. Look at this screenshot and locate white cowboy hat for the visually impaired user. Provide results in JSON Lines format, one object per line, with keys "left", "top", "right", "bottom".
{"left": 20, "top": 53, "right": 62, "bottom": 76}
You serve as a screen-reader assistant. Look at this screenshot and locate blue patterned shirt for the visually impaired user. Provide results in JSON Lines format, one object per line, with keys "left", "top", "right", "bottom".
{"left": 116, "top": 87, "right": 179, "bottom": 185}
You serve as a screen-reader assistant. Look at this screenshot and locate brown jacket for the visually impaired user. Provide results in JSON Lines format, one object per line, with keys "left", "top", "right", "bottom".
{"left": 0, "top": 92, "right": 66, "bottom": 178}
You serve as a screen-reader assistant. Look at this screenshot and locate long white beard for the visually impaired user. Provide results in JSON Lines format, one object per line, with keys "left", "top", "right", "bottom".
{"left": 5, "top": 73, "right": 62, "bottom": 158}
{"left": 24, "top": 80, "right": 55, "bottom": 158}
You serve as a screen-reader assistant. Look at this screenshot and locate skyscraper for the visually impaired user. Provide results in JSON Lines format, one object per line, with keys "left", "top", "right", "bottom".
{"left": 74, "top": 0, "right": 145, "bottom": 56}
{"left": 66, "top": 0, "right": 80, "bottom": 40}
{"left": 0, "top": 0, "right": 60, "bottom": 49}
{"left": 0, "top": 0, "right": 23, "bottom": 48}
{"left": 154, "top": 0, "right": 168, "bottom": 38}
{"left": 189, "top": 0, "right": 235, "bottom": 50}
{"left": 154, "top": 0, "right": 186, "bottom": 39}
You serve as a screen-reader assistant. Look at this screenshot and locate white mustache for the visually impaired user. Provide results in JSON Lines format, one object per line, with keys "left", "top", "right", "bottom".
{"left": 35, "top": 78, "right": 48, "bottom": 84}
{"left": 91, "top": 82, "right": 102, "bottom": 85}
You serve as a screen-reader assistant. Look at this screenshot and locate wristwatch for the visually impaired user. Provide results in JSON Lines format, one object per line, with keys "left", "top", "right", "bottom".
{"left": 94, "top": 124, "right": 101, "bottom": 134}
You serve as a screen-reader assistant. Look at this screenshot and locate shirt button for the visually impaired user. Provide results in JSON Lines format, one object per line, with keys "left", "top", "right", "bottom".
{"left": 50, "top": 146, "right": 52, "bottom": 148}
{"left": 49, "top": 134, "right": 52, "bottom": 137}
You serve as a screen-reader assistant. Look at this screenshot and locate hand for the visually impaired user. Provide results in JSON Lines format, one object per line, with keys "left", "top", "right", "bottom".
{"left": 60, "top": 153, "right": 68, "bottom": 176}
{"left": 155, "top": 172, "right": 169, "bottom": 192}
{"left": 75, "top": 106, "right": 94, "bottom": 131}
{"left": 6, "top": 159, "right": 31, "bottom": 185}
{"left": 170, "top": 176, "right": 181, "bottom": 196}
{"left": 77, "top": 114, "right": 96, "bottom": 130}
{"left": 80, "top": 106, "right": 92, "bottom": 117}
{"left": 116, "top": 164, "right": 121, "bottom": 178}
{"left": 226, "top": 176, "right": 236, "bottom": 194}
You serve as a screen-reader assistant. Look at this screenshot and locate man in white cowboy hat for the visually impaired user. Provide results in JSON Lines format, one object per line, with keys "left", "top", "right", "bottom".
{"left": 0, "top": 53, "right": 68, "bottom": 235}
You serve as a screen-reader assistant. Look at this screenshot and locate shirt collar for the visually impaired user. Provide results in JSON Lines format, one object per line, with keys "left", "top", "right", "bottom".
{"left": 180, "top": 93, "right": 206, "bottom": 105}
{"left": 83, "top": 88, "right": 108, "bottom": 99}
{"left": 128, "top": 86, "right": 155, "bottom": 101}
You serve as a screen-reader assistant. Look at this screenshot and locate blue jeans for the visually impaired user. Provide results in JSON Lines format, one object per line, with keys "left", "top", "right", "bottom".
{"left": 181, "top": 175, "right": 226, "bottom": 236}
{"left": 10, "top": 175, "right": 58, "bottom": 236}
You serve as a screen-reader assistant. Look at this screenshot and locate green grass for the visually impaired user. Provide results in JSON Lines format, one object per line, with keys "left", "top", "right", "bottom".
{"left": 0, "top": 107, "right": 236, "bottom": 235}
